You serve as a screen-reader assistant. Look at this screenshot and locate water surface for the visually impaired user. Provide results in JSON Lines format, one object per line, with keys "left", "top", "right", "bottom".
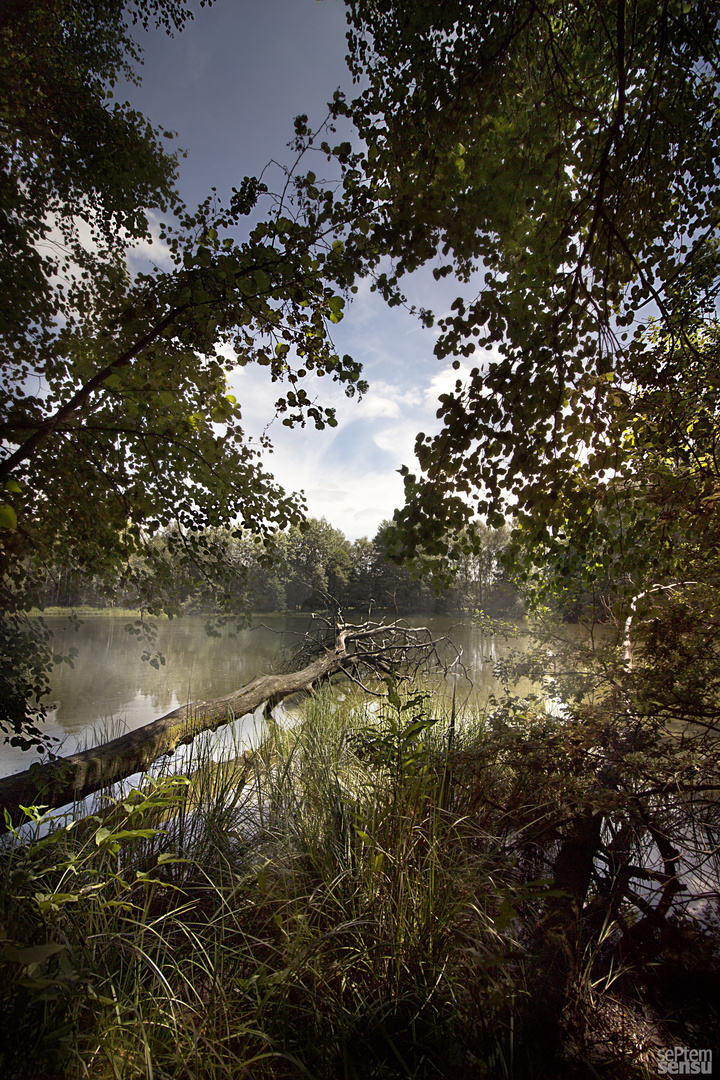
{"left": 1, "top": 613, "right": 527, "bottom": 777}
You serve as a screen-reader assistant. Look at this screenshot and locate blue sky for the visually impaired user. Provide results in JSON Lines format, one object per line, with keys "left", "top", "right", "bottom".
{"left": 121, "top": 0, "right": 476, "bottom": 540}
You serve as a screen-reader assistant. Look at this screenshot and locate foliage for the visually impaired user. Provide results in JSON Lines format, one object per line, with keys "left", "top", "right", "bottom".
{"left": 339, "top": 23, "right": 720, "bottom": 1019}
{"left": 500, "top": 325, "right": 720, "bottom": 619}
{"left": 490, "top": 611, "right": 720, "bottom": 1066}
{"left": 282, "top": 517, "right": 354, "bottom": 610}
{"left": 0, "top": 0, "right": 198, "bottom": 351}
{"left": 2, "top": 677, "right": 718, "bottom": 1078}
{"left": 0, "top": 2, "right": 377, "bottom": 747}
{"left": 350, "top": 677, "right": 438, "bottom": 786}
{"left": 0, "top": 774, "right": 193, "bottom": 1075}
{"left": 341, "top": 0, "right": 720, "bottom": 574}
{"left": 32, "top": 517, "right": 517, "bottom": 619}
{"left": 0, "top": 690, "right": 513, "bottom": 1079}
{"left": 338, "top": 23, "right": 720, "bottom": 1035}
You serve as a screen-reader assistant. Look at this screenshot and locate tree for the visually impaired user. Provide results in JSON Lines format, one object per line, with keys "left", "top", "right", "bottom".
{"left": 0, "top": 0, "right": 200, "bottom": 355}
{"left": 0, "top": 613, "right": 452, "bottom": 832}
{"left": 0, "top": 2, "right": 375, "bottom": 748}
{"left": 363, "top": 521, "right": 435, "bottom": 614}
{"left": 442, "top": 522, "right": 515, "bottom": 615}
{"left": 341, "top": 0, "right": 720, "bottom": 570}
{"left": 340, "top": 5, "right": 720, "bottom": 1063}
{"left": 496, "top": 323, "right": 720, "bottom": 623}
{"left": 284, "top": 518, "right": 354, "bottom": 610}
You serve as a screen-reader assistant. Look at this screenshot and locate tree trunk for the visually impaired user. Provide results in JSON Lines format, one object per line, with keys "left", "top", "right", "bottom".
{"left": 523, "top": 811, "right": 605, "bottom": 1065}
{"left": 0, "top": 630, "right": 351, "bottom": 834}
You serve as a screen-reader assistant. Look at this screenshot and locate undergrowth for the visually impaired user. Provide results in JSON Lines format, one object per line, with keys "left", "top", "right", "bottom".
{"left": 0, "top": 681, "right": 717, "bottom": 1078}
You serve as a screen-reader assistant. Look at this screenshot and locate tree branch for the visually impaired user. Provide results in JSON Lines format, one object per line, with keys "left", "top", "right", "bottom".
{"left": 0, "top": 616, "right": 456, "bottom": 832}
{"left": 0, "top": 305, "right": 187, "bottom": 485}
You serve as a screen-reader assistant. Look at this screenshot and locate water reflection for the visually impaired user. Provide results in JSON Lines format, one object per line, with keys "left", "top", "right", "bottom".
{"left": 1, "top": 613, "right": 529, "bottom": 777}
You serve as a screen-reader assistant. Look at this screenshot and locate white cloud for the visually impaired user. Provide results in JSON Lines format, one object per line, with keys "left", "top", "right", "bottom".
{"left": 126, "top": 211, "right": 175, "bottom": 274}
{"left": 215, "top": 293, "right": 505, "bottom": 540}
{"left": 424, "top": 361, "right": 474, "bottom": 405}
{"left": 360, "top": 380, "right": 423, "bottom": 420}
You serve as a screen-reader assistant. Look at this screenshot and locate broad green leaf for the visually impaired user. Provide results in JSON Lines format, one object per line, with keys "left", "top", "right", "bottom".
{"left": 0, "top": 504, "right": 17, "bottom": 530}
{"left": 6, "top": 942, "right": 67, "bottom": 966}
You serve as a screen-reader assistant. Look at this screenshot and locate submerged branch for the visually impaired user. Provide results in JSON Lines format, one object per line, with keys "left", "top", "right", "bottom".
{"left": 0, "top": 616, "right": 458, "bottom": 832}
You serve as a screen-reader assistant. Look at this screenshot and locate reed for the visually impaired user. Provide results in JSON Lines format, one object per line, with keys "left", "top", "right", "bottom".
{"left": 1, "top": 677, "right": 695, "bottom": 1079}
{"left": 0, "top": 685, "right": 522, "bottom": 1078}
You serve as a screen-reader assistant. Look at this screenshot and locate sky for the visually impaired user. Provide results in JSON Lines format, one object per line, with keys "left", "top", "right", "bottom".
{"left": 119, "top": 0, "right": 474, "bottom": 541}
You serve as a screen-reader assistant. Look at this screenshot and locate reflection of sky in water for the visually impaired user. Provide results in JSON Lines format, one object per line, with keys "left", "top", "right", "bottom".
{"left": 1, "top": 614, "right": 529, "bottom": 778}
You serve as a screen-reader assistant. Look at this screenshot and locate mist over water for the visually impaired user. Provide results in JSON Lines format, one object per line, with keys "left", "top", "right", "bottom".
{"left": 1, "top": 613, "right": 529, "bottom": 777}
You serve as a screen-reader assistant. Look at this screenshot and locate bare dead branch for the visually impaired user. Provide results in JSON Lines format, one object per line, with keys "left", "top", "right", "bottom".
{"left": 0, "top": 614, "right": 466, "bottom": 833}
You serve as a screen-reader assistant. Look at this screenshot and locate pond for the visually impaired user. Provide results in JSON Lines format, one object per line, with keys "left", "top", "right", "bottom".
{"left": 1, "top": 612, "right": 530, "bottom": 778}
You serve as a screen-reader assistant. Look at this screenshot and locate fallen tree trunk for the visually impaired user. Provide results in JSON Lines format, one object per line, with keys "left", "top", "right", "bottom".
{"left": 0, "top": 628, "right": 353, "bottom": 834}
{"left": 0, "top": 616, "right": 459, "bottom": 834}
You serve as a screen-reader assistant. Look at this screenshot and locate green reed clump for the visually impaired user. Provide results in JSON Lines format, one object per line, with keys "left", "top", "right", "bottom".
{"left": 0, "top": 684, "right": 530, "bottom": 1080}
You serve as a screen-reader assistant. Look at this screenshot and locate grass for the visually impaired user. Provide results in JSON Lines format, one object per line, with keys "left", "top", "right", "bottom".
{"left": 0, "top": 680, "right": 717, "bottom": 1078}
{"left": 0, "top": 686, "right": 520, "bottom": 1078}
{"left": 31, "top": 607, "right": 335, "bottom": 619}
{"left": 31, "top": 606, "right": 149, "bottom": 618}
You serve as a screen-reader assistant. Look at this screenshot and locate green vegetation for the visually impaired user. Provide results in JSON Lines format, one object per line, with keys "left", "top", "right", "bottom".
{"left": 31, "top": 607, "right": 150, "bottom": 619}
{"left": 35, "top": 517, "right": 517, "bottom": 620}
{"left": 0, "top": 0, "right": 372, "bottom": 748}
{"left": 333, "top": 15, "right": 720, "bottom": 1068}
{"left": 343, "top": 0, "right": 720, "bottom": 571}
{"left": 2, "top": 671, "right": 718, "bottom": 1079}
{"left": 3, "top": 2, "right": 720, "bottom": 1074}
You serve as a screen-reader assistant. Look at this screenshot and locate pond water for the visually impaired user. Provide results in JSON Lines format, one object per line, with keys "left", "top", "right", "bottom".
{"left": 1, "top": 612, "right": 529, "bottom": 778}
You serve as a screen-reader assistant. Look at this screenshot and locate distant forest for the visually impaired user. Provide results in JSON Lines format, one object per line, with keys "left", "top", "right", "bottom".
{"left": 38, "top": 519, "right": 521, "bottom": 618}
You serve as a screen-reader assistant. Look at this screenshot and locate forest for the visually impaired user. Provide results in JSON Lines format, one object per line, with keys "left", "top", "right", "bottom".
{"left": 2, "top": 0, "right": 720, "bottom": 1077}
{"left": 37, "top": 518, "right": 518, "bottom": 618}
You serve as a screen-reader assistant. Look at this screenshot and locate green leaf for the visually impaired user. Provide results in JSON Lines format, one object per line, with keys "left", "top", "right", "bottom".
{"left": 5, "top": 942, "right": 67, "bottom": 966}
{"left": 0, "top": 504, "right": 17, "bottom": 530}
{"left": 105, "top": 828, "right": 158, "bottom": 842}
{"left": 156, "top": 852, "right": 189, "bottom": 866}
{"left": 254, "top": 269, "right": 271, "bottom": 291}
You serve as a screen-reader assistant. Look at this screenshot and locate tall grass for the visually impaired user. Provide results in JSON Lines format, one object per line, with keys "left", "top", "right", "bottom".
{"left": 1, "top": 679, "right": 692, "bottom": 1078}
{"left": 0, "top": 684, "right": 528, "bottom": 1079}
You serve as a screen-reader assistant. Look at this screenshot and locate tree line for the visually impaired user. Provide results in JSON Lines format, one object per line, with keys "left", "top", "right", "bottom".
{"left": 37, "top": 518, "right": 518, "bottom": 619}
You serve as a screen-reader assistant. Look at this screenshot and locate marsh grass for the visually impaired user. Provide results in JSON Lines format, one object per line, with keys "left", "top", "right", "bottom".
{"left": 0, "top": 685, "right": 531, "bottom": 1079}
{"left": 31, "top": 607, "right": 147, "bottom": 618}
{"left": 4, "top": 678, "right": 707, "bottom": 1079}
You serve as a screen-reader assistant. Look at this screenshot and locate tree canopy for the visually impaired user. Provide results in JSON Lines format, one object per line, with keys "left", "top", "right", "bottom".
{"left": 0, "top": 0, "right": 375, "bottom": 746}
{"left": 341, "top": 0, "right": 720, "bottom": 581}
{"left": 0, "top": 0, "right": 196, "bottom": 351}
